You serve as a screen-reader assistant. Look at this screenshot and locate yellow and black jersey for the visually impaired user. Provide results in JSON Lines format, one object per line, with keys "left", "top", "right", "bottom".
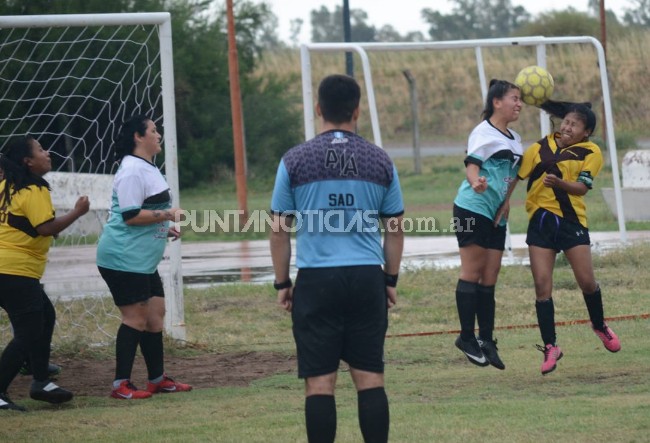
{"left": 518, "top": 133, "right": 602, "bottom": 228}
{"left": 0, "top": 180, "right": 55, "bottom": 279}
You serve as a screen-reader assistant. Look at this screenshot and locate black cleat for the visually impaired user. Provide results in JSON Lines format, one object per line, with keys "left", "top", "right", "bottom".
{"left": 30, "top": 382, "right": 73, "bottom": 404}
{"left": 0, "top": 393, "right": 26, "bottom": 412}
{"left": 455, "top": 335, "right": 489, "bottom": 367}
{"left": 478, "top": 337, "right": 506, "bottom": 370}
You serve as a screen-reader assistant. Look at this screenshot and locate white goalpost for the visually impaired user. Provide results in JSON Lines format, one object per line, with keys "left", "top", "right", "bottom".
{"left": 299, "top": 37, "right": 628, "bottom": 247}
{"left": 0, "top": 13, "right": 185, "bottom": 341}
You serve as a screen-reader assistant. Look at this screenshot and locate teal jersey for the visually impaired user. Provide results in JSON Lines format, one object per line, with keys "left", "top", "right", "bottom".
{"left": 454, "top": 120, "right": 522, "bottom": 225}
{"left": 96, "top": 155, "right": 171, "bottom": 274}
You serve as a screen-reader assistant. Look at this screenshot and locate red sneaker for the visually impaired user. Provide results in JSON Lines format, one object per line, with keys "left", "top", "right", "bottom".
{"left": 111, "top": 380, "right": 152, "bottom": 400}
{"left": 592, "top": 323, "right": 621, "bottom": 353}
{"left": 537, "top": 344, "right": 563, "bottom": 375}
{"left": 147, "top": 374, "right": 193, "bottom": 394}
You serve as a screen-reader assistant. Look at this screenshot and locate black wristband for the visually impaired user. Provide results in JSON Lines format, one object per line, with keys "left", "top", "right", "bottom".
{"left": 384, "top": 272, "right": 398, "bottom": 288}
{"left": 273, "top": 278, "right": 292, "bottom": 290}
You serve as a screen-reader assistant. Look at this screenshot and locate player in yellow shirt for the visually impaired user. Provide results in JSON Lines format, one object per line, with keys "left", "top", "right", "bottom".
{"left": 0, "top": 136, "right": 89, "bottom": 411}
{"left": 498, "top": 100, "right": 620, "bottom": 376}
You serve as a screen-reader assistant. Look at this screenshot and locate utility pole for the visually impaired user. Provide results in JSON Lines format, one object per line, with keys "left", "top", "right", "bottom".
{"left": 226, "top": 0, "right": 248, "bottom": 224}
{"left": 343, "top": 0, "right": 353, "bottom": 76}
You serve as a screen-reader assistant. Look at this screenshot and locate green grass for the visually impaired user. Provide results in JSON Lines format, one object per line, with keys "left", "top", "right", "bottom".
{"left": 178, "top": 153, "right": 650, "bottom": 241}
{"left": 2, "top": 243, "right": 650, "bottom": 441}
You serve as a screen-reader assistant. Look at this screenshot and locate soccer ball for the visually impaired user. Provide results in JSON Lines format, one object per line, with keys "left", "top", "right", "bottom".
{"left": 514, "top": 65, "right": 554, "bottom": 107}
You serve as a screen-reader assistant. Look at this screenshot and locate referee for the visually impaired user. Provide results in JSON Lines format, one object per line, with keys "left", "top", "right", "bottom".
{"left": 270, "top": 74, "right": 404, "bottom": 443}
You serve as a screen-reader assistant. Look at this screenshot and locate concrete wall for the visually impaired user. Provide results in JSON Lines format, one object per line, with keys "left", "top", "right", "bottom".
{"left": 47, "top": 171, "right": 113, "bottom": 237}
{"left": 602, "top": 150, "right": 650, "bottom": 222}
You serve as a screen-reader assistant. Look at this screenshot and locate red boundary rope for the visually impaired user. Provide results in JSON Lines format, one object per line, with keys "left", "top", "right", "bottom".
{"left": 386, "top": 313, "right": 650, "bottom": 338}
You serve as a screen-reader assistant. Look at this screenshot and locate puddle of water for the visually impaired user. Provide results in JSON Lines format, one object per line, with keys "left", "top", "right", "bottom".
{"left": 183, "top": 248, "right": 533, "bottom": 288}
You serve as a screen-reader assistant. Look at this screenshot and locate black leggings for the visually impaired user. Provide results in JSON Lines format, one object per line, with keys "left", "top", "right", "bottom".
{"left": 0, "top": 274, "right": 56, "bottom": 392}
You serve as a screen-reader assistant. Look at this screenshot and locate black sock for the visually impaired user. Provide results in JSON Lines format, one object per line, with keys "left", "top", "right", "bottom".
{"left": 535, "top": 298, "right": 556, "bottom": 346}
{"left": 456, "top": 279, "right": 478, "bottom": 340}
{"left": 476, "top": 284, "right": 496, "bottom": 341}
{"left": 305, "top": 394, "right": 336, "bottom": 443}
{"left": 583, "top": 286, "right": 605, "bottom": 331}
{"left": 140, "top": 331, "right": 164, "bottom": 380}
{"left": 358, "top": 387, "right": 389, "bottom": 443}
{"left": 115, "top": 323, "right": 143, "bottom": 381}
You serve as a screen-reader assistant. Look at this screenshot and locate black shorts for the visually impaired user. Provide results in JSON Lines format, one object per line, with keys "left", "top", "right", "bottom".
{"left": 291, "top": 265, "right": 388, "bottom": 378}
{"left": 526, "top": 208, "right": 591, "bottom": 252}
{"left": 453, "top": 204, "right": 506, "bottom": 251}
{"left": 0, "top": 273, "right": 47, "bottom": 316}
{"left": 97, "top": 267, "right": 164, "bottom": 307}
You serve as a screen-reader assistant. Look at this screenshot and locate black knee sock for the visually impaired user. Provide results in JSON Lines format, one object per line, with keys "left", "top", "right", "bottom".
{"left": 583, "top": 286, "right": 605, "bottom": 331}
{"left": 305, "top": 394, "right": 336, "bottom": 443}
{"left": 358, "top": 387, "right": 389, "bottom": 443}
{"left": 535, "top": 298, "right": 556, "bottom": 346}
{"left": 115, "top": 323, "right": 143, "bottom": 381}
{"left": 476, "top": 284, "right": 496, "bottom": 341}
{"left": 140, "top": 331, "right": 164, "bottom": 380}
{"left": 456, "top": 279, "right": 478, "bottom": 340}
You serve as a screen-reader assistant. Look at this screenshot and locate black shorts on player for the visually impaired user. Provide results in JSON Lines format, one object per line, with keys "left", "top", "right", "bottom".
{"left": 526, "top": 208, "right": 591, "bottom": 252}
{"left": 453, "top": 204, "right": 506, "bottom": 250}
{"left": 291, "top": 265, "right": 387, "bottom": 378}
{"left": 97, "top": 267, "right": 165, "bottom": 306}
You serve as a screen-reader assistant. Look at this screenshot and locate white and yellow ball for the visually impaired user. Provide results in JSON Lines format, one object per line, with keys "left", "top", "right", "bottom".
{"left": 514, "top": 65, "right": 554, "bottom": 107}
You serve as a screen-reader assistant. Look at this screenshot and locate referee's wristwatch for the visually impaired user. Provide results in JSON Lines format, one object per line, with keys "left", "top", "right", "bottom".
{"left": 273, "top": 278, "right": 292, "bottom": 290}
{"left": 384, "top": 272, "right": 399, "bottom": 288}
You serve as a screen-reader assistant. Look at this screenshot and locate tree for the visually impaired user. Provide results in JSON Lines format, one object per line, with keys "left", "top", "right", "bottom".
{"left": 289, "top": 18, "right": 304, "bottom": 46}
{"left": 0, "top": 0, "right": 302, "bottom": 186}
{"left": 310, "top": 5, "right": 377, "bottom": 42}
{"left": 623, "top": 0, "right": 650, "bottom": 26}
{"left": 422, "top": 0, "right": 531, "bottom": 40}
{"left": 514, "top": 8, "right": 626, "bottom": 38}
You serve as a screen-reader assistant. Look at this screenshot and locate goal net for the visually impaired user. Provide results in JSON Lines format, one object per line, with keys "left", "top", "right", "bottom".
{"left": 0, "top": 13, "right": 185, "bottom": 346}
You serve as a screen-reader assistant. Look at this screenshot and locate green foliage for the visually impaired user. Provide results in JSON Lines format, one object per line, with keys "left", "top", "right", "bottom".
{"left": 515, "top": 8, "right": 627, "bottom": 38}
{"left": 422, "top": 0, "right": 532, "bottom": 40}
{"left": 0, "top": 0, "right": 302, "bottom": 188}
{"left": 623, "top": 0, "right": 650, "bottom": 27}
{"left": 310, "top": 5, "right": 377, "bottom": 42}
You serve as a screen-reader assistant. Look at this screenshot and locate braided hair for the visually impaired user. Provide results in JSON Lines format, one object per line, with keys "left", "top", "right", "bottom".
{"left": 0, "top": 136, "right": 50, "bottom": 207}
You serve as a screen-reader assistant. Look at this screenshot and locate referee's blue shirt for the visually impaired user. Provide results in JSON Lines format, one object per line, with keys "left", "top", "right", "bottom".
{"left": 271, "top": 130, "right": 404, "bottom": 269}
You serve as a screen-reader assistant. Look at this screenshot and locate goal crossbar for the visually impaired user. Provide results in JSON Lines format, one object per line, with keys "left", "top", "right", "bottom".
{"left": 300, "top": 36, "right": 627, "bottom": 243}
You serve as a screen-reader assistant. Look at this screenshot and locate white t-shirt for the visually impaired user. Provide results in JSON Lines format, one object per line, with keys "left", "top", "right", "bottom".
{"left": 96, "top": 155, "right": 171, "bottom": 274}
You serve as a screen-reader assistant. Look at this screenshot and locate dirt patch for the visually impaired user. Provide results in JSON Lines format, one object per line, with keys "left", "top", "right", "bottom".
{"left": 9, "top": 352, "right": 296, "bottom": 399}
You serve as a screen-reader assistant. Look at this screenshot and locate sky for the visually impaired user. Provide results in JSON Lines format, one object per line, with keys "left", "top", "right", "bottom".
{"left": 264, "top": 0, "right": 637, "bottom": 44}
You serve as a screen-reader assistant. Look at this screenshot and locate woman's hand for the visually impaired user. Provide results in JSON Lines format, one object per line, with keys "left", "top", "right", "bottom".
{"left": 168, "top": 226, "right": 181, "bottom": 241}
{"left": 494, "top": 200, "right": 510, "bottom": 226}
{"left": 471, "top": 176, "right": 488, "bottom": 193}
{"left": 543, "top": 174, "right": 561, "bottom": 188}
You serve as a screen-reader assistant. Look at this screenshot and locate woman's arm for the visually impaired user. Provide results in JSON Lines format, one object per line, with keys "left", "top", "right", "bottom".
{"left": 543, "top": 174, "right": 589, "bottom": 196}
{"left": 36, "top": 196, "right": 90, "bottom": 237}
{"left": 124, "top": 207, "right": 184, "bottom": 226}
{"left": 494, "top": 177, "right": 520, "bottom": 226}
{"left": 466, "top": 163, "right": 488, "bottom": 193}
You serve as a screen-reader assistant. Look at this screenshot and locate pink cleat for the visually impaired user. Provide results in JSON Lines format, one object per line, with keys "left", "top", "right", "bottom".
{"left": 592, "top": 323, "right": 621, "bottom": 353}
{"left": 537, "top": 344, "right": 563, "bottom": 375}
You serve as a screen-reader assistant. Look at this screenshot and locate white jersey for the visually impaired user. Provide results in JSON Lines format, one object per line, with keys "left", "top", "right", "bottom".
{"left": 96, "top": 155, "right": 171, "bottom": 274}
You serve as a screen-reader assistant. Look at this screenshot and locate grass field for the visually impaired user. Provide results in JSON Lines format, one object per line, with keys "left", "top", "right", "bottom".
{"left": 1, "top": 242, "right": 649, "bottom": 442}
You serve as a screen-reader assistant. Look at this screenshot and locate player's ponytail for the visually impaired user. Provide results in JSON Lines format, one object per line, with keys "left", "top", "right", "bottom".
{"left": 114, "top": 114, "right": 150, "bottom": 162}
{"left": 540, "top": 100, "right": 597, "bottom": 135}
